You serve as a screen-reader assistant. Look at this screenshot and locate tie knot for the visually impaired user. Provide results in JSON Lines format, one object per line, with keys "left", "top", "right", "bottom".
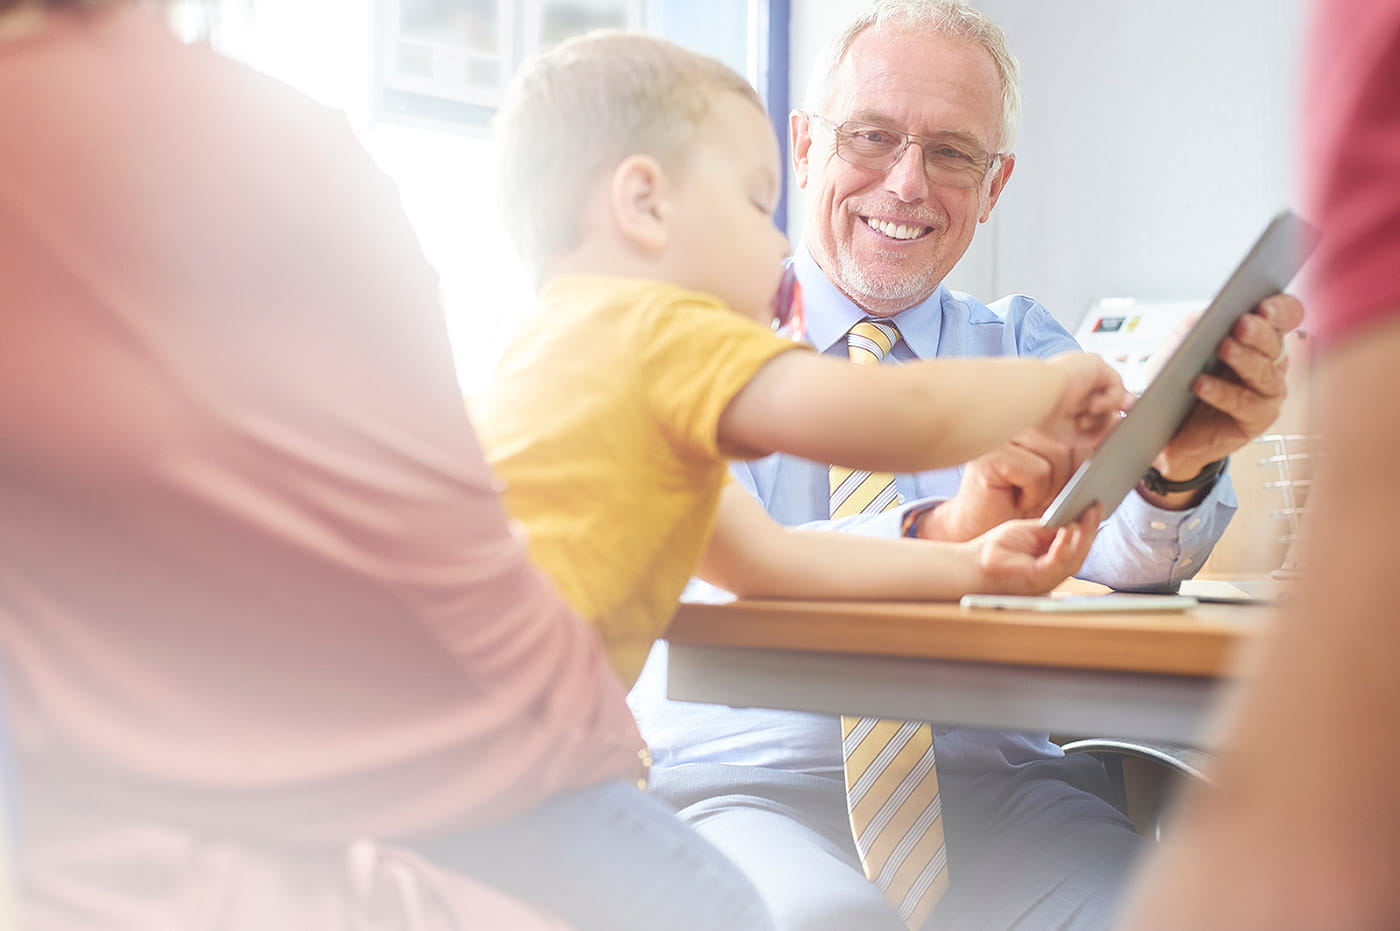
{"left": 846, "top": 319, "right": 901, "bottom": 365}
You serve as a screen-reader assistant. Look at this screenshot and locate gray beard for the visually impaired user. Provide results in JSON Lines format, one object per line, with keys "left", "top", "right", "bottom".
{"left": 833, "top": 245, "right": 942, "bottom": 312}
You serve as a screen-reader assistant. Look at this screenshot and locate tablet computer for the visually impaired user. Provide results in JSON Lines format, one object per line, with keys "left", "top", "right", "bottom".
{"left": 960, "top": 593, "right": 1198, "bottom": 613}
{"left": 1041, "top": 211, "right": 1316, "bottom": 529}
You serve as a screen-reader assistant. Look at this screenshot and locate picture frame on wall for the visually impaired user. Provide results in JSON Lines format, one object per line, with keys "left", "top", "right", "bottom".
{"left": 522, "top": 0, "right": 642, "bottom": 57}
{"left": 373, "top": 0, "right": 513, "bottom": 130}
{"left": 372, "top": 0, "right": 644, "bottom": 132}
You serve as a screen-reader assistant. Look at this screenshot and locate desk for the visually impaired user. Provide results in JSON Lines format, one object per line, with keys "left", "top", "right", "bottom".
{"left": 665, "top": 597, "right": 1268, "bottom": 747}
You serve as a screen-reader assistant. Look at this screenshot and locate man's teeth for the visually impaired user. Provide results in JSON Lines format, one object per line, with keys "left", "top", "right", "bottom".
{"left": 864, "top": 217, "right": 928, "bottom": 240}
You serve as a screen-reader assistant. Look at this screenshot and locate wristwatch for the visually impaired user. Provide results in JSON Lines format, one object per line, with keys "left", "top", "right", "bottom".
{"left": 1140, "top": 458, "right": 1227, "bottom": 495}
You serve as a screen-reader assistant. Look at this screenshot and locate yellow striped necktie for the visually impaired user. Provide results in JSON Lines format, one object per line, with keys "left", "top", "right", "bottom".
{"left": 830, "top": 319, "right": 950, "bottom": 929}
{"left": 829, "top": 320, "right": 902, "bottom": 518}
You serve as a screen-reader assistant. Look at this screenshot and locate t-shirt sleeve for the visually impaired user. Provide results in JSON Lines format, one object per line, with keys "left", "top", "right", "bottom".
{"left": 1304, "top": 0, "right": 1400, "bottom": 348}
{"left": 638, "top": 295, "right": 808, "bottom": 460}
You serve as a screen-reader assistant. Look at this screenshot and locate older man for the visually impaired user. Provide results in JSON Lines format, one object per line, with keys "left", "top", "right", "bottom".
{"left": 629, "top": 1, "right": 1304, "bottom": 929}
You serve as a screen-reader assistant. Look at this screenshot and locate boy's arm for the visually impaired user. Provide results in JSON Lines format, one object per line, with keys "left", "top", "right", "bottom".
{"left": 718, "top": 350, "right": 1120, "bottom": 474}
{"left": 718, "top": 350, "right": 1062, "bottom": 471}
{"left": 696, "top": 483, "right": 1099, "bottom": 601}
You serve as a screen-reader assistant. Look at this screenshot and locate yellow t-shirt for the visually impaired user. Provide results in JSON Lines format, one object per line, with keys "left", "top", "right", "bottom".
{"left": 473, "top": 276, "right": 807, "bottom": 685}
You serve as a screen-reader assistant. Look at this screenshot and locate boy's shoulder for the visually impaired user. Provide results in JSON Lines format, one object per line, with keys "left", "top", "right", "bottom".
{"left": 528, "top": 274, "right": 806, "bottom": 375}
{"left": 532, "top": 272, "right": 802, "bottom": 392}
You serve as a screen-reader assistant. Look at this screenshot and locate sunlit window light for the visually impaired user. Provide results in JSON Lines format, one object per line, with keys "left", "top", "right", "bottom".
{"left": 179, "top": 0, "right": 760, "bottom": 393}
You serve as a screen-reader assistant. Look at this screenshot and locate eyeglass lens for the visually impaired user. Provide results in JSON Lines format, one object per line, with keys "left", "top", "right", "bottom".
{"left": 833, "top": 121, "right": 993, "bottom": 188}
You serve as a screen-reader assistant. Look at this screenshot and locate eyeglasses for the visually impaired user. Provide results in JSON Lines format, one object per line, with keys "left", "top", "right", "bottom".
{"left": 806, "top": 112, "right": 1003, "bottom": 189}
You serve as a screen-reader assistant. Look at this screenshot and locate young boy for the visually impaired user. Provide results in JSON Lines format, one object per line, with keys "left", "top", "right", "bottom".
{"left": 473, "top": 31, "right": 1126, "bottom": 686}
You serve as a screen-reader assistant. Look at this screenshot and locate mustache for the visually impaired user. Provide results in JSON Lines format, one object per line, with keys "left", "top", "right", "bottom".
{"left": 850, "top": 201, "right": 942, "bottom": 227}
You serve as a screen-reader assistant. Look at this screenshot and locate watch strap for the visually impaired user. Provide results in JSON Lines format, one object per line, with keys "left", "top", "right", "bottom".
{"left": 1141, "top": 457, "right": 1227, "bottom": 495}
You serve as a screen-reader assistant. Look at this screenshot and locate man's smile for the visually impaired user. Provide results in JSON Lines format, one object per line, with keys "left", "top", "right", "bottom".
{"left": 861, "top": 215, "right": 934, "bottom": 241}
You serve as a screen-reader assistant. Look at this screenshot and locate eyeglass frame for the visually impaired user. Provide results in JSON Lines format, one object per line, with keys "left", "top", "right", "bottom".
{"left": 803, "top": 111, "right": 1007, "bottom": 190}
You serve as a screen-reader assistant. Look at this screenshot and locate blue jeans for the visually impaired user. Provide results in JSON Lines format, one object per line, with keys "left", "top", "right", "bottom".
{"left": 417, "top": 780, "right": 774, "bottom": 931}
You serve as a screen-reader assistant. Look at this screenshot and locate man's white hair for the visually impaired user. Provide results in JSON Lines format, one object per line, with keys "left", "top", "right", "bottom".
{"left": 804, "top": 0, "right": 1022, "bottom": 150}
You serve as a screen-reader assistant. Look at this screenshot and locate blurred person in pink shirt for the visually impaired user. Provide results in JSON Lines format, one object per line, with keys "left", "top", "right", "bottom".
{"left": 1120, "top": 1, "right": 1400, "bottom": 927}
{"left": 0, "top": 2, "right": 771, "bottom": 929}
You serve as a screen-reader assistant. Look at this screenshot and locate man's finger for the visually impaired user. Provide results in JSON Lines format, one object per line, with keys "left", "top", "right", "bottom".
{"left": 1000, "top": 442, "right": 1065, "bottom": 513}
{"left": 1194, "top": 373, "right": 1282, "bottom": 432}
{"left": 1232, "top": 310, "right": 1287, "bottom": 363}
{"left": 1216, "top": 335, "right": 1287, "bottom": 397}
{"left": 1009, "top": 428, "right": 1075, "bottom": 462}
{"left": 1256, "top": 293, "right": 1305, "bottom": 334}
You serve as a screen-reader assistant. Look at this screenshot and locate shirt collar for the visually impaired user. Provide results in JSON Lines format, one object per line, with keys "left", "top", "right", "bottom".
{"left": 792, "top": 242, "right": 948, "bottom": 359}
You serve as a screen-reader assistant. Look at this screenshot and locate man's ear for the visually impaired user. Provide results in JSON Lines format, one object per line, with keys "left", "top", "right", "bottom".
{"left": 979, "top": 152, "right": 1015, "bottom": 223}
{"left": 610, "top": 153, "right": 669, "bottom": 252}
{"left": 790, "top": 110, "right": 813, "bottom": 189}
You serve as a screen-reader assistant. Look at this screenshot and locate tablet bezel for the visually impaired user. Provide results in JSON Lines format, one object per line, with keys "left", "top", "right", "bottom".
{"left": 1040, "top": 211, "right": 1316, "bottom": 529}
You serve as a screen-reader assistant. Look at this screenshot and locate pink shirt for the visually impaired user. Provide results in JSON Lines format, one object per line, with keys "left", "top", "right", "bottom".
{"left": 1303, "top": 0, "right": 1400, "bottom": 345}
{"left": 0, "top": 7, "right": 639, "bottom": 927}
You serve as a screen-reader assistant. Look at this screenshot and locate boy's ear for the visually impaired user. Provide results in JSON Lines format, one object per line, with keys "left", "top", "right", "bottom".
{"left": 610, "top": 153, "right": 669, "bottom": 253}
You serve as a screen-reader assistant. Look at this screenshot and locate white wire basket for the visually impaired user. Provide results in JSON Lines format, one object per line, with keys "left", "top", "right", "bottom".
{"left": 1254, "top": 433, "right": 1321, "bottom": 578}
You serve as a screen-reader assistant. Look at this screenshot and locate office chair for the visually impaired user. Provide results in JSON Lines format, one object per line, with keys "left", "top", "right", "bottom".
{"left": 1060, "top": 738, "right": 1211, "bottom": 841}
{"left": 1063, "top": 434, "right": 1320, "bottom": 841}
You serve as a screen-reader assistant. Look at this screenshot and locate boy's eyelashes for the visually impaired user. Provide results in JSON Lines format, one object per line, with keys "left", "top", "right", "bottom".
{"left": 750, "top": 194, "right": 778, "bottom": 216}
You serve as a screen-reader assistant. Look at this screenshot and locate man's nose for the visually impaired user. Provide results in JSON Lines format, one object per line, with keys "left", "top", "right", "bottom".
{"left": 882, "top": 141, "right": 930, "bottom": 203}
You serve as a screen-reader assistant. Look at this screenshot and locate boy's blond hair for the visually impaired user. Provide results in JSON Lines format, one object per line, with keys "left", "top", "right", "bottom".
{"left": 494, "top": 31, "right": 763, "bottom": 282}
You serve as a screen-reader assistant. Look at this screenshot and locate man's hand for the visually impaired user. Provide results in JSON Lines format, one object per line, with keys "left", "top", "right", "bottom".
{"left": 967, "top": 505, "right": 1103, "bottom": 594}
{"left": 918, "top": 428, "right": 1097, "bottom": 542}
{"left": 1144, "top": 294, "right": 1305, "bottom": 509}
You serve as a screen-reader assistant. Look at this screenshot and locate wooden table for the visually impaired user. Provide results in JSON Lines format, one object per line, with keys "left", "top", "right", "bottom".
{"left": 664, "top": 595, "right": 1270, "bottom": 746}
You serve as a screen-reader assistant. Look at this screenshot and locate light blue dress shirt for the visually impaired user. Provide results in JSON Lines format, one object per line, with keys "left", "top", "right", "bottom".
{"left": 629, "top": 244, "right": 1238, "bottom": 776}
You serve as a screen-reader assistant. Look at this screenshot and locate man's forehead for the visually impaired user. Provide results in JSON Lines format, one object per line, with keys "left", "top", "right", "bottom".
{"left": 825, "top": 26, "right": 1003, "bottom": 139}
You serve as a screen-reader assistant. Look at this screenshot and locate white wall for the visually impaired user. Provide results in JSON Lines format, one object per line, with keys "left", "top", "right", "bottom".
{"left": 787, "top": 0, "right": 1307, "bottom": 330}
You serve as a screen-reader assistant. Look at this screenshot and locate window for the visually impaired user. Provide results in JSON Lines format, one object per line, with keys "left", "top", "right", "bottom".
{"left": 174, "top": 0, "right": 787, "bottom": 391}
{"left": 373, "top": 0, "right": 646, "bottom": 131}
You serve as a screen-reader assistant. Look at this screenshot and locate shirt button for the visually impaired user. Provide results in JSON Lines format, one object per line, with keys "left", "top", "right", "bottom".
{"left": 1180, "top": 556, "right": 1194, "bottom": 568}
{"left": 1149, "top": 520, "right": 1167, "bottom": 531}
{"left": 1186, "top": 518, "right": 1201, "bottom": 530}
{"left": 934, "top": 726, "right": 951, "bottom": 736}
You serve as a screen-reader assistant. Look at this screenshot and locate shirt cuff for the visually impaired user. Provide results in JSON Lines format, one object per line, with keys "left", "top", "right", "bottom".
{"left": 811, "top": 494, "right": 949, "bottom": 540}
{"left": 1121, "top": 458, "right": 1236, "bottom": 534}
{"left": 901, "top": 499, "right": 944, "bottom": 538}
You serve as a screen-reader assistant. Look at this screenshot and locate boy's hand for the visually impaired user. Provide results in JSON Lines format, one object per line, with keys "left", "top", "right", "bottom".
{"left": 966, "top": 504, "right": 1102, "bottom": 594}
{"left": 1044, "top": 352, "right": 1129, "bottom": 446}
